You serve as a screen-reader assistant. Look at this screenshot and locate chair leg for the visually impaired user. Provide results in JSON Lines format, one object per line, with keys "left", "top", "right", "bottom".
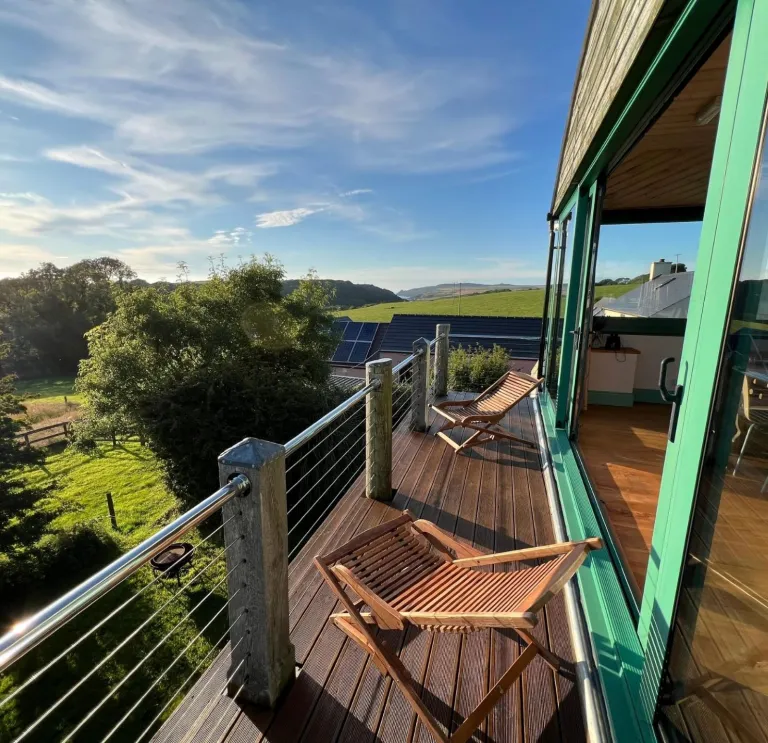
{"left": 332, "top": 616, "right": 450, "bottom": 742}
{"left": 449, "top": 642, "right": 539, "bottom": 743}
{"left": 333, "top": 615, "right": 389, "bottom": 675}
{"left": 516, "top": 629, "right": 563, "bottom": 673}
{"left": 485, "top": 425, "right": 538, "bottom": 449}
{"left": 734, "top": 423, "right": 755, "bottom": 475}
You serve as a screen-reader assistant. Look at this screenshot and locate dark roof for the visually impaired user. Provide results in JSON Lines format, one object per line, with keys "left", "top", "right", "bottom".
{"left": 594, "top": 272, "right": 694, "bottom": 318}
{"left": 328, "top": 320, "right": 390, "bottom": 367}
{"left": 379, "top": 314, "right": 541, "bottom": 358}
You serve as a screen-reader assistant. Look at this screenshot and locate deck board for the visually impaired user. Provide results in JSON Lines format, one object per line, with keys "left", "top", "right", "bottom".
{"left": 155, "top": 395, "right": 585, "bottom": 743}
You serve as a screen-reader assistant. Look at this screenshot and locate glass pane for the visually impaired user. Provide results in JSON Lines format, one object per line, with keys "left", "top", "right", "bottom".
{"left": 546, "top": 216, "right": 572, "bottom": 401}
{"left": 658, "top": 119, "right": 768, "bottom": 742}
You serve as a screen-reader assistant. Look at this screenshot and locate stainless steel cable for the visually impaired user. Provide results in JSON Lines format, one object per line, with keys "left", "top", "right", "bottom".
{"left": 289, "top": 458, "right": 366, "bottom": 560}
{"left": 57, "top": 576, "right": 242, "bottom": 743}
{"left": 285, "top": 403, "right": 365, "bottom": 474}
{"left": 133, "top": 632, "right": 245, "bottom": 743}
{"left": 0, "top": 516, "right": 233, "bottom": 711}
{"left": 200, "top": 662, "right": 249, "bottom": 743}
{"left": 101, "top": 606, "right": 245, "bottom": 742}
{"left": 286, "top": 426, "right": 367, "bottom": 520}
{"left": 12, "top": 553, "right": 240, "bottom": 743}
{"left": 286, "top": 414, "right": 366, "bottom": 495}
{"left": 152, "top": 650, "right": 247, "bottom": 743}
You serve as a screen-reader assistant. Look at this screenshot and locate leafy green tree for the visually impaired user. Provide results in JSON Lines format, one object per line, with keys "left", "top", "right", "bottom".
{"left": 0, "top": 258, "right": 136, "bottom": 378}
{"left": 77, "top": 258, "right": 341, "bottom": 507}
{"left": 0, "top": 354, "right": 53, "bottom": 554}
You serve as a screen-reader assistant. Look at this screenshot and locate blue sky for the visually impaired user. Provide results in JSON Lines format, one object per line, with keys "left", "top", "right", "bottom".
{"left": 0, "top": 0, "right": 702, "bottom": 290}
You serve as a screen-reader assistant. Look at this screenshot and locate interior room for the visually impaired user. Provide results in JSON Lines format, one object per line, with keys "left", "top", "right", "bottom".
{"left": 572, "top": 32, "right": 732, "bottom": 599}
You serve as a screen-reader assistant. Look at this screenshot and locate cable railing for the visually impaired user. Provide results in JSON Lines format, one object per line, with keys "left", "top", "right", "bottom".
{"left": 284, "top": 380, "right": 377, "bottom": 560}
{"left": 0, "top": 329, "right": 447, "bottom": 742}
{"left": 0, "top": 475, "right": 249, "bottom": 743}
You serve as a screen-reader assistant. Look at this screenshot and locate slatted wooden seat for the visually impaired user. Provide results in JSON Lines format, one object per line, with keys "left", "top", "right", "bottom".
{"left": 430, "top": 371, "right": 543, "bottom": 453}
{"left": 315, "top": 511, "right": 602, "bottom": 743}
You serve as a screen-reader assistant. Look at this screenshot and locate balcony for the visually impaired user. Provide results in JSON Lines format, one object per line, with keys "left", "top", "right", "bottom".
{"left": 0, "top": 330, "right": 597, "bottom": 743}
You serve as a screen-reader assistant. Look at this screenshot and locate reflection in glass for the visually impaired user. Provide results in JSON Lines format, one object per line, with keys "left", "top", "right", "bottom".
{"left": 545, "top": 217, "right": 571, "bottom": 401}
{"left": 658, "top": 121, "right": 768, "bottom": 742}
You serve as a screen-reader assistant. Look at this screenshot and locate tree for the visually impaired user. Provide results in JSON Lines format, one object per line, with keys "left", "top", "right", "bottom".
{"left": 0, "top": 351, "right": 52, "bottom": 553}
{"left": 76, "top": 258, "right": 342, "bottom": 507}
{"left": 671, "top": 263, "right": 687, "bottom": 273}
{"left": 0, "top": 258, "right": 136, "bottom": 378}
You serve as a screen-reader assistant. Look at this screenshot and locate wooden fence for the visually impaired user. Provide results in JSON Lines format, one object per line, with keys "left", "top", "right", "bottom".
{"left": 15, "top": 422, "right": 145, "bottom": 448}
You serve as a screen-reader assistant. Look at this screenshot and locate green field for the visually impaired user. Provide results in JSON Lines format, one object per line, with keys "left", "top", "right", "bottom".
{"left": 2, "top": 443, "right": 229, "bottom": 742}
{"left": 14, "top": 376, "right": 83, "bottom": 426}
{"left": 15, "top": 376, "right": 83, "bottom": 404}
{"left": 20, "top": 441, "right": 176, "bottom": 539}
{"left": 336, "top": 283, "right": 639, "bottom": 322}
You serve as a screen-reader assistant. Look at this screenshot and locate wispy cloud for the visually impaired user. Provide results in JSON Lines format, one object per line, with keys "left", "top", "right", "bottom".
{"left": 255, "top": 207, "right": 325, "bottom": 228}
{"left": 340, "top": 189, "right": 373, "bottom": 197}
{"left": 208, "top": 226, "right": 253, "bottom": 246}
{"left": 0, "top": 0, "right": 516, "bottom": 171}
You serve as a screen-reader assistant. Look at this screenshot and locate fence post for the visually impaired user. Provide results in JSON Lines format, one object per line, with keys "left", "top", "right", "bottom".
{"left": 105, "top": 492, "right": 118, "bottom": 530}
{"left": 218, "top": 438, "right": 295, "bottom": 707}
{"left": 411, "top": 338, "right": 429, "bottom": 432}
{"left": 365, "top": 358, "right": 393, "bottom": 501}
{"left": 434, "top": 323, "right": 450, "bottom": 398}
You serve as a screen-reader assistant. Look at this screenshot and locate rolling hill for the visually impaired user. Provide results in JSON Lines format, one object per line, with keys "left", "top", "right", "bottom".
{"left": 335, "top": 283, "right": 640, "bottom": 322}
{"left": 281, "top": 279, "right": 404, "bottom": 309}
{"left": 397, "top": 282, "right": 544, "bottom": 300}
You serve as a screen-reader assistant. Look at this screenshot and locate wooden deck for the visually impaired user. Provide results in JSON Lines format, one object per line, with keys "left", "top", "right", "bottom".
{"left": 577, "top": 403, "right": 669, "bottom": 594}
{"left": 154, "top": 396, "right": 585, "bottom": 743}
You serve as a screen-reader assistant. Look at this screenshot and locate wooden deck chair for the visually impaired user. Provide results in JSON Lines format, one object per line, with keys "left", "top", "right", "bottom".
{"left": 315, "top": 511, "right": 602, "bottom": 743}
{"left": 430, "top": 370, "right": 544, "bottom": 453}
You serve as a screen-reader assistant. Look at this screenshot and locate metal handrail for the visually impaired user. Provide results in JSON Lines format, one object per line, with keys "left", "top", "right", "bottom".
{"left": 0, "top": 474, "right": 250, "bottom": 673}
{"left": 393, "top": 346, "right": 426, "bottom": 374}
{"left": 284, "top": 379, "right": 379, "bottom": 456}
{"left": 450, "top": 333, "right": 539, "bottom": 341}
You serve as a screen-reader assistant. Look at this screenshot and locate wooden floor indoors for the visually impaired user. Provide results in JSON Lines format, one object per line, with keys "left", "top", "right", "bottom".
{"left": 154, "top": 395, "right": 586, "bottom": 743}
{"left": 577, "top": 403, "right": 669, "bottom": 594}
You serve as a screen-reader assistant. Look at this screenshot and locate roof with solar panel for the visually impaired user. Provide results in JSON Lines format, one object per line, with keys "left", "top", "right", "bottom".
{"left": 329, "top": 320, "right": 386, "bottom": 365}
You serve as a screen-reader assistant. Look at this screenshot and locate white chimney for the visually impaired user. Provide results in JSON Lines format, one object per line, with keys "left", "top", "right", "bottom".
{"left": 650, "top": 259, "right": 673, "bottom": 281}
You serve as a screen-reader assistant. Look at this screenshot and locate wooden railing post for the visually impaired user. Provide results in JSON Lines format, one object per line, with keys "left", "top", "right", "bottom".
{"left": 412, "top": 338, "right": 429, "bottom": 432}
{"left": 218, "top": 438, "right": 295, "bottom": 707}
{"left": 434, "top": 323, "right": 450, "bottom": 398}
{"left": 365, "top": 358, "right": 393, "bottom": 501}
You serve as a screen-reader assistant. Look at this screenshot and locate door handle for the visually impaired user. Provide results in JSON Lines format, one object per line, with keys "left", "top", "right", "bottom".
{"left": 658, "top": 357, "right": 684, "bottom": 442}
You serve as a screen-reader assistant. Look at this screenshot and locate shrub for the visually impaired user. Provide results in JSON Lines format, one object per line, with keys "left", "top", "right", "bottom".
{"left": 448, "top": 345, "right": 509, "bottom": 392}
{"left": 76, "top": 258, "right": 342, "bottom": 508}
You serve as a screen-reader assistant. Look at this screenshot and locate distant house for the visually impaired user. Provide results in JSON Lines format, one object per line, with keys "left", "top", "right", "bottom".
{"left": 594, "top": 271, "right": 694, "bottom": 319}
{"left": 329, "top": 314, "right": 541, "bottom": 377}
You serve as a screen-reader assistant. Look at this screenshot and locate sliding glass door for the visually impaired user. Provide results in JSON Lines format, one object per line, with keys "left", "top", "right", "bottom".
{"left": 544, "top": 216, "right": 572, "bottom": 401}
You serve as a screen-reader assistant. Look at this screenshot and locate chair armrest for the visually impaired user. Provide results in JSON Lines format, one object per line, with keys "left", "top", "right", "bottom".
{"left": 452, "top": 537, "right": 602, "bottom": 567}
{"left": 522, "top": 544, "right": 594, "bottom": 613}
{"left": 411, "top": 519, "right": 486, "bottom": 559}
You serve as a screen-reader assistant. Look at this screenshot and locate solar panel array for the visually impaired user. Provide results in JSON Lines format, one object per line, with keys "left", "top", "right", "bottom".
{"left": 331, "top": 321, "right": 379, "bottom": 364}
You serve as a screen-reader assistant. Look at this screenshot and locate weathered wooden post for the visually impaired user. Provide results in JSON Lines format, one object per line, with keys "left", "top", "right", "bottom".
{"left": 434, "top": 323, "right": 450, "bottom": 398}
{"left": 411, "top": 338, "right": 429, "bottom": 432}
{"left": 365, "top": 358, "right": 393, "bottom": 501}
{"left": 105, "top": 492, "right": 118, "bottom": 530}
{"left": 218, "top": 438, "right": 295, "bottom": 707}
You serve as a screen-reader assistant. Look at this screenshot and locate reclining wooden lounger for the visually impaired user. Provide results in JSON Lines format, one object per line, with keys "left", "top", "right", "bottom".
{"left": 430, "top": 370, "right": 544, "bottom": 453}
{"left": 315, "top": 511, "right": 602, "bottom": 743}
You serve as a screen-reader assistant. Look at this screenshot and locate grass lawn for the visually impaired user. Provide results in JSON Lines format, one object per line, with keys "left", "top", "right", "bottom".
{"left": 1, "top": 443, "right": 230, "bottom": 742}
{"left": 15, "top": 376, "right": 82, "bottom": 404}
{"left": 337, "top": 283, "right": 640, "bottom": 322}
{"left": 21, "top": 442, "right": 178, "bottom": 539}
{"left": 14, "top": 376, "right": 83, "bottom": 426}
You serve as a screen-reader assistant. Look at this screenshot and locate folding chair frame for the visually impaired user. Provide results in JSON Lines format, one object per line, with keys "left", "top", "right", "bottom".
{"left": 430, "top": 371, "right": 543, "bottom": 454}
{"left": 314, "top": 511, "right": 601, "bottom": 743}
